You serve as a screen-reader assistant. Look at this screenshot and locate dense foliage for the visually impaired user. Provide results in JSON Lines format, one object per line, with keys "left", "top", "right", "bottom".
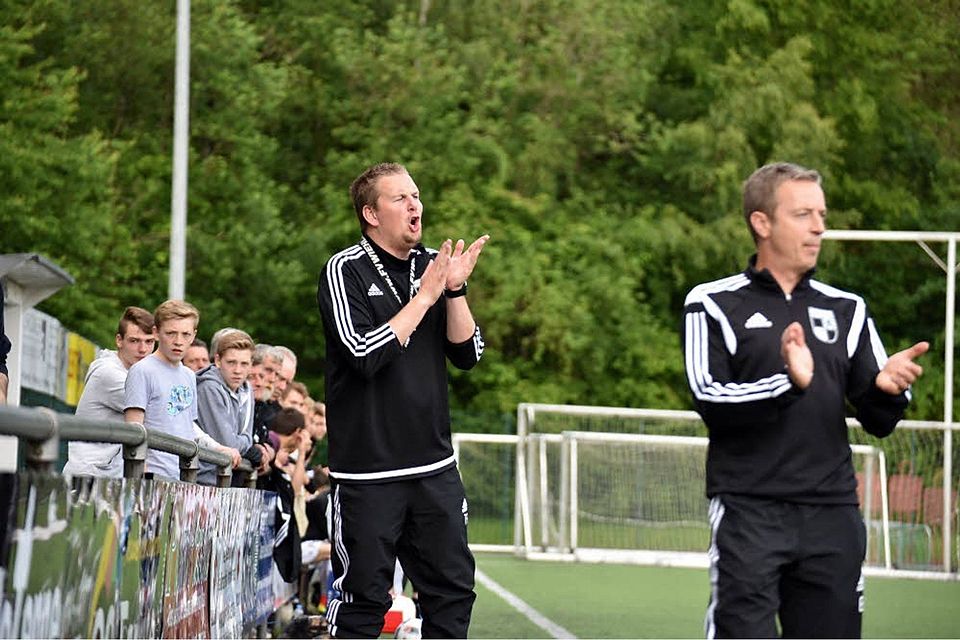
{"left": 2, "top": 0, "right": 957, "bottom": 423}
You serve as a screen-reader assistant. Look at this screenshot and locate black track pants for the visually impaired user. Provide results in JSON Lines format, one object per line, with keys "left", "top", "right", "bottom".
{"left": 326, "top": 467, "right": 476, "bottom": 638}
{"left": 705, "top": 494, "right": 866, "bottom": 639}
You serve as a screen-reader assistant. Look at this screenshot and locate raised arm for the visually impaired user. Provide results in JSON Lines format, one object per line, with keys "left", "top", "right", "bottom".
{"left": 388, "top": 239, "right": 452, "bottom": 344}
{"left": 443, "top": 235, "right": 489, "bottom": 343}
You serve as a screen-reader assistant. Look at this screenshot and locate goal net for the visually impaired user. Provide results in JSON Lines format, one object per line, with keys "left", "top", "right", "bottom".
{"left": 453, "top": 433, "right": 520, "bottom": 550}
{"left": 507, "top": 406, "right": 891, "bottom": 570}
{"left": 454, "top": 404, "right": 957, "bottom": 577}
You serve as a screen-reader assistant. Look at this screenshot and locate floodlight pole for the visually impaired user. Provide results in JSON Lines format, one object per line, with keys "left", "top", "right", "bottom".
{"left": 944, "top": 238, "right": 955, "bottom": 572}
{"left": 168, "top": 0, "right": 190, "bottom": 300}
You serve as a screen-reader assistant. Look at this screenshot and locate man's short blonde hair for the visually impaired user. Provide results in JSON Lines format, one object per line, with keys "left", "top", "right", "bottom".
{"left": 153, "top": 299, "right": 200, "bottom": 330}
{"left": 214, "top": 329, "right": 255, "bottom": 357}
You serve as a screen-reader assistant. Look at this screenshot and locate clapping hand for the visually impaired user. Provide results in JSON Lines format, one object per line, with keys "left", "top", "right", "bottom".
{"left": 445, "top": 235, "right": 489, "bottom": 292}
{"left": 417, "top": 239, "right": 452, "bottom": 303}
{"left": 781, "top": 322, "right": 814, "bottom": 389}
{"left": 875, "top": 342, "right": 929, "bottom": 395}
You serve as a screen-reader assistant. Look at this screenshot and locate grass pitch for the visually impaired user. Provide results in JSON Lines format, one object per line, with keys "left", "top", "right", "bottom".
{"left": 469, "top": 553, "right": 960, "bottom": 638}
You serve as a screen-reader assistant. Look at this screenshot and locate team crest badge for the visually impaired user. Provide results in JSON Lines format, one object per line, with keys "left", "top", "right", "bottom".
{"left": 808, "top": 307, "right": 838, "bottom": 344}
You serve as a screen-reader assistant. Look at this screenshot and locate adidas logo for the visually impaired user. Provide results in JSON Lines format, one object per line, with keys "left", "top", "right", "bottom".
{"left": 744, "top": 311, "right": 773, "bottom": 329}
{"left": 367, "top": 283, "right": 384, "bottom": 297}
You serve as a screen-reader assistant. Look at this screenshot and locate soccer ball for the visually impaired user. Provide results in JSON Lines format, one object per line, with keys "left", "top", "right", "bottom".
{"left": 394, "top": 617, "right": 422, "bottom": 639}
{"left": 382, "top": 595, "right": 418, "bottom": 635}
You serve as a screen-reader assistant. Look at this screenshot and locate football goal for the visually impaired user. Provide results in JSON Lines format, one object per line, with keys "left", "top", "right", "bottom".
{"left": 510, "top": 405, "right": 891, "bottom": 570}
{"left": 454, "top": 403, "right": 958, "bottom": 580}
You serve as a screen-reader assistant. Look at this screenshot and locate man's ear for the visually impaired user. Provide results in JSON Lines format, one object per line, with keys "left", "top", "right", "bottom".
{"left": 750, "top": 210, "right": 771, "bottom": 240}
{"left": 362, "top": 204, "right": 379, "bottom": 228}
{"left": 115, "top": 333, "right": 123, "bottom": 350}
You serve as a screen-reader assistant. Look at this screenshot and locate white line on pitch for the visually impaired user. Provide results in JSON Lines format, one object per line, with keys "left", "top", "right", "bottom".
{"left": 475, "top": 568, "right": 577, "bottom": 639}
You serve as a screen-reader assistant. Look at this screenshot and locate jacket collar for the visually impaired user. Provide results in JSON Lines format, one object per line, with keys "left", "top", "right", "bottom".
{"left": 362, "top": 234, "right": 424, "bottom": 271}
{"left": 745, "top": 254, "right": 816, "bottom": 294}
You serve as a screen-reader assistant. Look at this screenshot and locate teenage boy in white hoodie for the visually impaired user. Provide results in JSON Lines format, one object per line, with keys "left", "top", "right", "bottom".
{"left": 63, "top": 307, "right": 156, "bottom": 478}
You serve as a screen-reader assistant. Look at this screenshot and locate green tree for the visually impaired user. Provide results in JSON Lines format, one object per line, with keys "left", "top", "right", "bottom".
{"left": 4, "top": 0, "right": 957, "bottom": 423}
{"left": 0, "top": 6, "right": 135, "bottom": 340}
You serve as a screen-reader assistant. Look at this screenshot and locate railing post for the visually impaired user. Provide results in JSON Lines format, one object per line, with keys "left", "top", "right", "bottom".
{"left": 27, "top": 408, "right": 60, "bottom": 473}
{"left": 216, "top": 464, "right": 232, "bottom": 488}
{"left": 180, "top": 441, "right": 200, "bottom": 483}
{"left": 233, "top": 467, "right": 258, "bottom": 489}
{"left": 124, "top": 422, "right": 148, "bottom": 479}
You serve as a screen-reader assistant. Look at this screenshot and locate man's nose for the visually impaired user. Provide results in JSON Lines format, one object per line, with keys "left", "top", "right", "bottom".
{"left": 812, "top": 214, "right": 826, "bottom": 233}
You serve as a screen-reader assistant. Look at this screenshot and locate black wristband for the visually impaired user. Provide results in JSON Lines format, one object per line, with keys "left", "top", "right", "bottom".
{"left": 444, "top": 282, "right": 467, "bottom": 298}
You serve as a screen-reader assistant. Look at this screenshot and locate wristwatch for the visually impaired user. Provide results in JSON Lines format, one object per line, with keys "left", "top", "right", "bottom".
{"left": 444, "top": 282, "right": 467, "bottom": 298}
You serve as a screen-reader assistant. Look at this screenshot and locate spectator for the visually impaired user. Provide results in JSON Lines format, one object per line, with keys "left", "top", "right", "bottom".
{"left": 263, "top": 407, "right": 309, "bottom": 582}
{"left": 317, "top": 162, "right": 488, "bottom": 638}
{"left": 301, "top": 396, "right": 315, "bottom": 426}
{"left": 183, "top": 338, "right": 211, "bottom": 372}
{"left": 209, "top": 326, "right": 239, "bottom": 358}
{"left": 306, "top": 401, "right": 328, "bottom": 468}
{"left": 195, "top": 328, "right": 256, "bottom": 485}
{"left": 271, "top": 345, "right": 297, "bottom": 401}
{"left": 63, "top": 307, "right": 156, "bottom": 478}
{"left": 279, "top": 381, "right": 309, "bottom": 414}
{"left": 249, "top": 346, "right": 272, "bottom": 403}
{"left": 124, "top": 300, "right": 202, "bottom": 480}
{"left": 252, "top": 344, "right": 285, "bottom": 469}
{"left": 260, "top": 344, "right": 285, "bottom": 397}
{"left": 0, "top": 281, "right": 10, "bottom": 404}
{"left": 302, "top": 400, "right": 329, "bottom": 498}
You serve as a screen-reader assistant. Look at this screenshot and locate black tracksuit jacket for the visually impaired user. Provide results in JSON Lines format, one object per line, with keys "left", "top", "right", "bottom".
{"left": 317, "top": 236, "right": 484, "bottom": 483}
{"left": 682, "top": 257, "right": 909, "bottom": 504}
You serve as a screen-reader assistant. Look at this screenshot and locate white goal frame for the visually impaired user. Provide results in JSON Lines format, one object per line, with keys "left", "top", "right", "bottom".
{"left": 563, "top": 432, "right": 887, "bottom": 566}
{"left": 824, "top": 230, "right": 957, "bottom": 569}
{"left": 509, "top": 406, "right": 959, "bottom": 580}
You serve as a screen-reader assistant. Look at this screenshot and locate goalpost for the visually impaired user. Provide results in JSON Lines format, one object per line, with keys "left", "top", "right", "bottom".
{"left": 508, "top": 407, "right": 893, "bottom": 567}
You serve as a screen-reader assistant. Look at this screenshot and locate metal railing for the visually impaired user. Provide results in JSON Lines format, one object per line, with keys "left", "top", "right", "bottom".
{"left": 0, "top": 404, "right": 257, "bottom": 487}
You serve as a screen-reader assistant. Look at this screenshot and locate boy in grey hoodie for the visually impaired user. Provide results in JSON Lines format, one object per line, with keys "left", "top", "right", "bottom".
{"left": 63, "top": 307, "right": 156, "bottom": 478}
{"left": 195, "top": 328, "right": 256, "bottom": 485}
